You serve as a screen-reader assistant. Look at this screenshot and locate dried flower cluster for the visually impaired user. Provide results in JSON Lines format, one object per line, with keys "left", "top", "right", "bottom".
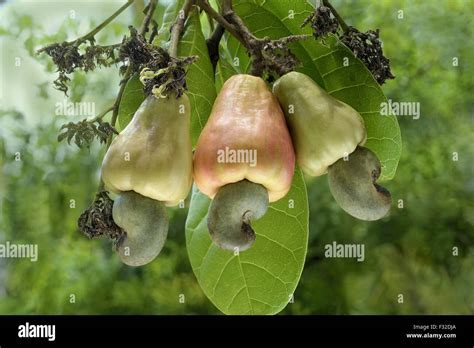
{"left": 340, "top": 27, "right": 395, "bottom": 84}
{"left": 301, "top": 5, "right": 339, "bottom": 38}
{"left": 38, "top": 40, "right": 118, "bottom": 95}
{"left": 78, "top": 191, "right": 125, "bottom": 243}
{"left": 57, "top": 119, "right": 118, "bottom": 149}
{"left": 303, "top": 4, "right": 395, "bottom": 84}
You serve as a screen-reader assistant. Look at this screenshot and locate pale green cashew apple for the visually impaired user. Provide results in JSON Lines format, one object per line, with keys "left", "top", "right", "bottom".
{"left": 101, "top": 93, "right": 193, "bottom": 265}
{"left": 273, "top": 71, "right": 391, "bottom": 220}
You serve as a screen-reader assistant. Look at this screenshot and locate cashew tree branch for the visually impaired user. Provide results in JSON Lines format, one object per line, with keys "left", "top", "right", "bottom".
{"left": 169, "top": 0, "right": 195, "bottom": 58}
{"left": 38, "top": 0, "right": 135, "bottom": 53}
{"left": 206, "top": 24, "right": 225, "bottom": 71}
{"left": 140, "top": 0, "right": 159, "bottom": 36}
{"left": 197, "top": 0, "right": 310, "bottom": 76}
{"left": 195, "top": 0, "right": 245, "bottom": 45}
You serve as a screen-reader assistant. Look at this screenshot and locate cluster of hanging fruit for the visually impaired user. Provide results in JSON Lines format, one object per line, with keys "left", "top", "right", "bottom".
{"left": 100, "top": 71, "right": 391, "bottom": 266}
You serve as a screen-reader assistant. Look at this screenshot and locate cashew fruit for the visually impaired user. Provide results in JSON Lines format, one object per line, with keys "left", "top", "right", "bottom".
{"left": 273, "top": 71, "right": 367, "bottom": 176}
{"left": 328, "top": 146, "right": 391, "bottom": 221}
{"left": 101, "top": 94, "right": 193, "bottom": 206}
{"left": 101, "top": 93, "right": 192, "bottom": 265}
{"left": 194, "top": 74, "right": 295, "bottom": 251}
{"left": 194, "top": 74, "right": 295, "bottom": 202}
{"left": 113, "top": 191, "right": 168, "bottom": 266}
{"left": 274, "top": 72, "right": 392, "bottom": 221}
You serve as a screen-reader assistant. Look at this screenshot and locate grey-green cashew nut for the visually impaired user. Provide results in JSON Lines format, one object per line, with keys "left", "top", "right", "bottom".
{"left": 328, "top": 146, "right": 392, "bottom": 221}
{"left": 207, "top": 180, "right": 269, "bottom": 252}
{"left": 112, "top": 190, "right": 168, "bottom": 266}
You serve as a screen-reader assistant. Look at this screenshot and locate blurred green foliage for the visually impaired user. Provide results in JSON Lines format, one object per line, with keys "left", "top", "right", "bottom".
{"left": 0, "top": 0, "right": 473, "bottom": 314}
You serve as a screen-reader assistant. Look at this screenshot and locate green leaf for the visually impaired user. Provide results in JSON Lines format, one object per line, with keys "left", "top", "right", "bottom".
{"left": 157, "top": 0, "right": 185, "bottom": 43}
{"left": 178, "top": 9, "right": 217, "bottom": 147}
{"left": 185, "top": 168, "right": 309, "bottom": 315}
{"left": 117, "top": 74, "right": 146, "bottom": 131}
{"left": 157, "top": 2, "right": 216, "bottom": 146}
{"left": 225, "top": 0, "right": 402, "bottom": 181}
{"left": 215, "top": 57, "right": 238, "bottom": 92}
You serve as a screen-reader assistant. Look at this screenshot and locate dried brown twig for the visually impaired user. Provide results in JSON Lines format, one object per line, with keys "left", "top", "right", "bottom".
{"left": 196, "top": 0, "right": 310, "bottom": 78}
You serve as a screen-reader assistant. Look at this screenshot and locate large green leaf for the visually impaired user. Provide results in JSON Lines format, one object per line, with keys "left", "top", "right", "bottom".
{"left": 157, "top": 0, "right": 185, "bottom": 43}
{"left": 157, "top": 3, "right": 217, "bottom": 146}
{"left": 215, "top": 57, "right": 238, "bottom": 92}
{"left": 116, "top": 74, "right": 146, "bottom": 131}
{"left": 185, "top": 168, "right": 309, "bottom": 315}
{"left": 224, "top": 0, "right": 402, "bottom": 181}
{"left": 178, "top": 9, "right": 217, "bottom": 147}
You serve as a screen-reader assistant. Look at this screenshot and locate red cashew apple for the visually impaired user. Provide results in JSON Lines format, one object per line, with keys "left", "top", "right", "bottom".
{"left": 194, "top": 74, "right": 295, "bottom": 251}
